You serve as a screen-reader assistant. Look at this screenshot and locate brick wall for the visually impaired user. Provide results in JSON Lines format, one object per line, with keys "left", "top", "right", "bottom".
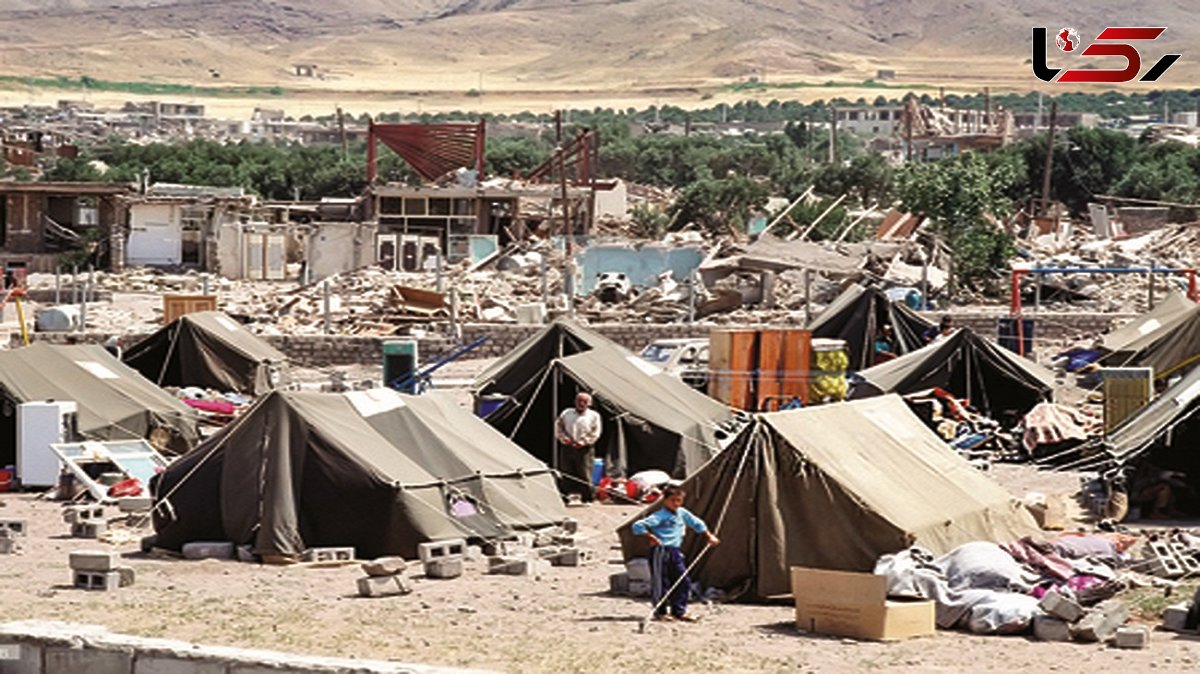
{"left": 14, "top": 312, "right": 1135, "bottom": 366}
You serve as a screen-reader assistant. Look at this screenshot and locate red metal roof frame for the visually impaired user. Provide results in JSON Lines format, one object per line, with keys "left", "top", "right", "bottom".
{"left": 525, "top": 129, "right": 598, "bottom": 186}
{"left": 367, "top": 120, "right": 486, "bottom": 183}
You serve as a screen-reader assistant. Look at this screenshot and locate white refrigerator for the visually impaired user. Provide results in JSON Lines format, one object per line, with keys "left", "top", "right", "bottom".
{"left": 16, "top": 400, "right": 78, "bottom": 488}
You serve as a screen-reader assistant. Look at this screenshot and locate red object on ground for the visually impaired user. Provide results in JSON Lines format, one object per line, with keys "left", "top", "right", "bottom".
{"left": 0, "top": 468, "right": 13, "bottom": 492}
{"left": 107, "top": 477, "right": 143, "bottom": 498}
{"left": 183, "top": 398, "right": 237, "bottom": 415}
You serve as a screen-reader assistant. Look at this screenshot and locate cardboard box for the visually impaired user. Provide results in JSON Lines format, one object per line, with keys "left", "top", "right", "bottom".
{"left": 790, "top": 567, "right": 935, "bottom": 641}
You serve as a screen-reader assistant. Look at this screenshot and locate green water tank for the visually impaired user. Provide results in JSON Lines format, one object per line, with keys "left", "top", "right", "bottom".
{"left": 382, "top": 339, "right": 419, "bottom": 393}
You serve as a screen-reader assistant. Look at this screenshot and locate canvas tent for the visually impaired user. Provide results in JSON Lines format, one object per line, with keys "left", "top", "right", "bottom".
{"left": 806, "top": 283, "right": 933, "bottom": 370}
{"left": 1100, "top": 291, "right": 1200, "bottom": 379}
{"left": 152, "top": 389, "right": 568, "bottom": 559}
{"left": 0, "top": 343, "right": 200, "bottom": 466}
{"left": 124, "top": 311, "right": 291, "bottom": 395}
{"left": 475, "top": 319, "right": 735, "bottom": 479}
{"left": 619, "top": 396, "right": 1040, "bottom": 600}
{"left": 850, "top": 328, "right": 1055, "bottom": 419}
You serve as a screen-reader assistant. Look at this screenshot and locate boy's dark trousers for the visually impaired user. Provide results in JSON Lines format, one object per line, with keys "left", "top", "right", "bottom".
{"left": 651, "top": 545, "right": 689, "bottom": 617}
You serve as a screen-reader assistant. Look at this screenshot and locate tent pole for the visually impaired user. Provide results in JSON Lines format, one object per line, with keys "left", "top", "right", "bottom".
{"left": 157, "top": 322, "right": 182, "bottom": 386}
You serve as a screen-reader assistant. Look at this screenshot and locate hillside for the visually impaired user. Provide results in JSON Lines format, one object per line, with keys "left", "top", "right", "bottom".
{"left": 0, "top": 0, "right": 1194, "bottom": 114}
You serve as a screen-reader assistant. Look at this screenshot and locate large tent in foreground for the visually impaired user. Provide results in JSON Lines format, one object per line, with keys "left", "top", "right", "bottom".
{"left": 806, "top": 283, "right": 933, "bottom": 370}
{"left": 1100, "top": 290, "right": 1200, "bottom": 379}
{"left": 619, "top": 395, "right": 1039, "bottom": 600}
{"left": 850, "top": 328, "right": 1056, "bottom": 420}
{"left": 152, "top": 389, "right": 567, "bottom": 559}
{"left": 475, "top": 319, "right": 736, "bottom": 479}
{"left": 0, "top": 343, "right": 200, "bottom": 465}
{"left": 124, "top": 311, "right": 291, "bottom": 395}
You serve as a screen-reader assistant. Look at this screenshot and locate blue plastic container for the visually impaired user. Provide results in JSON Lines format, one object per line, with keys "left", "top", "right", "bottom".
{"left": 591, "top": 458, "right": 605, "bottom": 485}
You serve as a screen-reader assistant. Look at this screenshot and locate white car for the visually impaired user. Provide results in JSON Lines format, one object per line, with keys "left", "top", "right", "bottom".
{"left": 640, "top": 338, "right": 709, "bottom": 390}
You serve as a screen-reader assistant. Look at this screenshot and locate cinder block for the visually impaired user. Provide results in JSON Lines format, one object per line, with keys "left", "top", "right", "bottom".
{"left": 424, "top": 557, "right": 464, "bottom": 579}
{"left": 69, "top": 550, "right": 119, "bottom": 572}
{"left": 181, "top": 542, "right": 235, "bottom": 560}
{"left": 117, "top": 567, "right": 136, "bottom": 587}
{"left": 627, "top": 579, "right": 651, "bottom": 597}
{"left": 1162, "top": 602, "right": 1191, "bottom": 632}
{"left": 1072, "top": 599, "right": 1130, "bottom": 642}
{"left": 0, "top": 538, "right": 15, "bottom": 555}
{"left": 73, "top": 570, "right": 122, "bottom": 591}
{"left": 61, "top": 505, "right": 104, "bottom": 524}
{"left": 1033, "top": 615, "right": 1072, "bottom": 642}
{"left": 1113, "top": 624, "right": 1150, "bottom": 649}
{"left": 626, "top": 558, "right": 652, "bottom": 583}
{"left": 356, "top": 574, "right": 413, "bottom": 598}
{"left": 0, "top": 642, "right": 40, "bottom": 674}
{"left": 135, "top": 655, "right": 227, "bottom": 674}
{"left": 1146, "top": 553, "right": 1185, "bottom": 578}
{"left": 45, "top": 646, "right": 133, "bottom": 674}
{"left": 1038, "top": 589, "right": 1084, "bottom": 623}
{"left": 610, "top": 572, "right": 630, "bottom": 595}
{"left": 561, "top": 517, "right": 579, "bottom": 534}
{"left": 0, "top": 519, "right": 28, "bottom": 536}
{"left": 301, "top": 547, "right": 355, "bottom": 563}
{"left": 417, "top": 538, "right": 466, "bottom": 564}
{"left": 117, "top": 497, "right": 153, "bottom": 513}
{"left": 71, "top": 521, "right": 108, "bottom": 539}
{"left": 551, "top": 548, "right": 593, "bottom": 567}
{"left": 361, "top": 556, "right": 407, "bottom": 577}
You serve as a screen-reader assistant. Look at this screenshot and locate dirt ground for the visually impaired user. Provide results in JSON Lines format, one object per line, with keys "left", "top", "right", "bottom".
{"left": 2, "top": 466, "right": 1200, "bottom": 674}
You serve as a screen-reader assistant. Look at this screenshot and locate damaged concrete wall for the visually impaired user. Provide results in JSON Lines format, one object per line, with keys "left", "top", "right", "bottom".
{"left": 307, "top": 222, "right": 377, "bottom": 281}
{"left": 577, "top": 244, "right": 704, "bottom": 293}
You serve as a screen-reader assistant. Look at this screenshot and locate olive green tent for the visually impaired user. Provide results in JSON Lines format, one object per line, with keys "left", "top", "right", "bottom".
{"left": 475, "top": 319, "right": 736, "bottom": 478}
{"left": 1100, "top": 291, "right": 1200, "bottom": 380}
{"left": 0, "top": 343, "right": 200, "bottom": 466}
{"left": 807, "top": 283, "right": 933, "bottom": 370}
{"left": 619, "top": 396, "right": 1039, "bottom": 600}
{"left": 153, "top": 389, "right": 568, "bottom": 559}
{"left": 124, "top": 311, "right": 291, "bottom": 395}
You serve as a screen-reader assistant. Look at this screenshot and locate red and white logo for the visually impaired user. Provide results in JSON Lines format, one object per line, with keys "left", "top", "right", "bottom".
{"left": 1033, "top": 26, "right": 1180, "bottom": 83}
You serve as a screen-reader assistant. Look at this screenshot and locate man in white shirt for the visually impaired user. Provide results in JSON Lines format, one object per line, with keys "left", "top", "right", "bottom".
{"left": 556, "top": 391, "right": 602, "bottom": 503}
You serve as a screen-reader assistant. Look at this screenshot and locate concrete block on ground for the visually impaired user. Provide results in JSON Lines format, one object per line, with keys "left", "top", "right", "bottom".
{"left": 487, "top": 555, "right": 548, "bottom": 577}
{"left": 356, "top": 575, "right": 413, "bottom": 598}
{"left": 1033, "top": 614, "right": 1072, "bottom": 642}
{"left": 1038, "top": 589, "right": 1084, "bottom": 622}
{"left": 423, "top": 557, "right": 464, "bottom": 579}
{"left": 626, "top": 558, "right": 651, "bottom": 583}
{"left": 181, "top": 542, "right": 235, "bottom": 560}
{"left": 551, "top": 533, "right": 580, "bottom": 547}
{"left": 0, "top": 642, "right": 40, "bottom": 674}
{"left": 482, "top": 540, "right": 527, "bottom": 557}
{"left": 1162, "top": 602, "right": 1191, "bottom": 632}
{"left": 73, "top": 570, "right": 122, "bottom": 592}
{"left": 1072, "top": 599, "right": 1130, "bottom": 642}
{"left": 361, "top": 557, "right": 407, "bottom": 577}
{"left": 610, "top": 572, "right": 630, "bottom": 595}
{"left": 551, "top": 548, "right": 593, "bottom": 567}
{"left": 71, "top": 521, "right": 108, "bottom": 539}
{"left": 300, "top": 547, "right": 354, "bottom": 563}
{"left": 627, "top": 579, "right": 651, "bottom": 597}
{"left": 117, "top": 567, "right": 135, "bottom": 588}
{"left": 465, "top": 545, "right": 484, "bottom": 561}
{"left": 0, "top": 519, "right": 28, "bottom": 537}
{"left": 61, "top": 506, "right": 104, "bottom": 525}
{"left": 561, "top": 518, "right": 578, "bottom": 534}
{"left": 69, "top": 550, "right": 119, "bottom": 572}
{"left": 417, "top": 538, "right": 466, "bottom": 564}
{"left": 535, "top": 545, "right": 564, "bottom": 560}
{"left": 45, "top": 646, "right": 133, "bottom": 674}
{"left": 1113, "top": 624, "right": 1150, "bottom": 649}
{"left": 135, "top": 655, "right": 228, "bottom": 674}
{"left": 0, "top": 538, "right": 15, "bottom": 555}
{"left": 117, "top": 497, "right": 153, "bottom": 513}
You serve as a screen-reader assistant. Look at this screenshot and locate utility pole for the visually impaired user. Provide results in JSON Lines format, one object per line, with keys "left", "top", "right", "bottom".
{"left": 558, "top": 149, "right": 573, "bottom": 315}
{"left": 905, "top": 100, "right": 914, "bottom": 163}
{"left": 1040, "top": 101, "right": 1058, "bottom": 215}
{"left": 984, "top": 86, "right": 991, "bottom": 130}
{"left": 828, "top": 105, "right": 838, "bottom": 164}
{"left": 554, "top": 109, "right": 562, "bottom": 144}
{"left": 337, "top": 106, "right": 348, "bottom": 159}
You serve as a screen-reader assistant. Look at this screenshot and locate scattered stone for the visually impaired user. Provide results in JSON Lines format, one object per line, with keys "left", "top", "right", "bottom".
{"left": 1072, "top": 599, "right": 1130, "bottom": 642}
{"left": 1039, "top": 589, "right": 1084, "bottom": 623}
{"left": 1112, "top": 625, "right": 1150, "bottom": 649}
{"left": 1033, "top": 615, "right": 1072, "bottom": 642}
{"left": 361, "top": 557, "right": 407, "bottom": 577}
{"left": 356, "top": 575, "right": 412, "bottom": 598}
{"left": 1162, "top": 603, "right": 1190, "bottom": 632}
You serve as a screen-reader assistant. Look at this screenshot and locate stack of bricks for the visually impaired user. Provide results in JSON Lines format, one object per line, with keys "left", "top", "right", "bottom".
{"left": 62, "top": 505, "right": 107, "bottom": 539}
{"left": 356, "top": 557, "right": 412, "bottom": 597}
{"left": 419, "top": 538, "right": 466, "bottom": 579}
{"left": 69, "top": 551, "right": 134, "bottom": 592}
{"left": 0, "top": 519, "right": 26, "bottom": 555}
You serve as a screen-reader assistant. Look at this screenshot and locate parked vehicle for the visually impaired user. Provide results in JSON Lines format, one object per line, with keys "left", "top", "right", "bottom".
{"left": 639, "top": 338, "right": 709, "bottom": 391}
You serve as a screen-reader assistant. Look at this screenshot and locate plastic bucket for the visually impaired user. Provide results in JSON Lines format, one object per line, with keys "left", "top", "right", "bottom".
{"left": 0, "top": 467, "right": 13, "bottom": 493}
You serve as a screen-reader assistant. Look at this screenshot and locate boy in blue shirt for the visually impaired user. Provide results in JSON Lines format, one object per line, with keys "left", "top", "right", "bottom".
{"left": 631, "top": 485, "right": 719, "bottom": 622}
